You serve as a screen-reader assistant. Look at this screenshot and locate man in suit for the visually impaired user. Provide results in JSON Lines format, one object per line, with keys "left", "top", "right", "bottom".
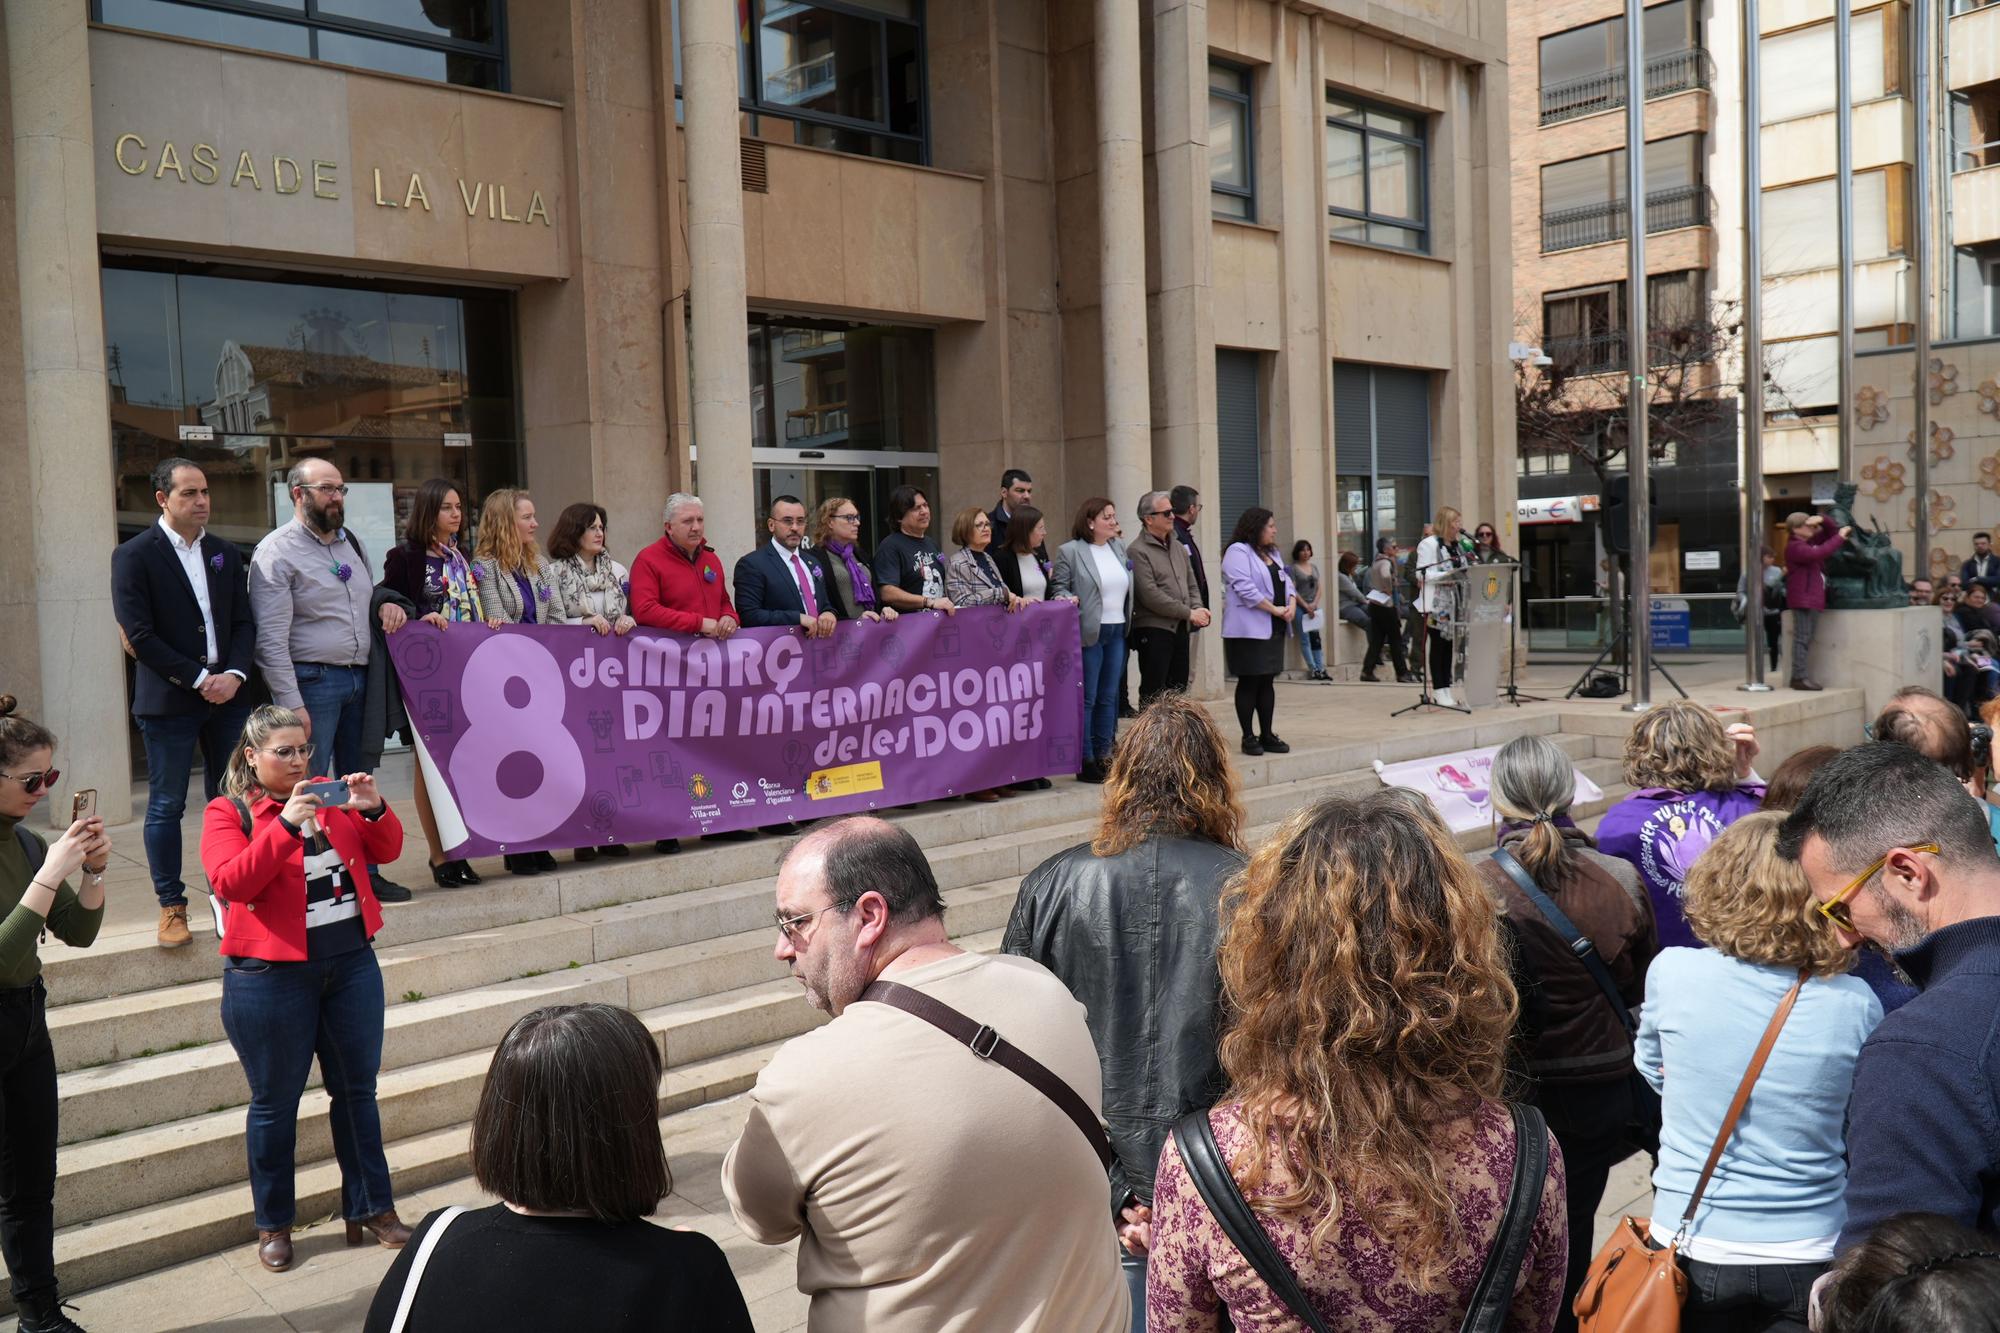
{"left": 735, "top": 495, "right": 838, "bottom": 639}
{"left": 112, "top": 458, "right": 256, "bottom": 948}
{"left": 990, "top": 469, "right": 1036, "bottom": 552}
{"left": 1169, "top": 486, "right": 1210, "bottom": 614}
{"left": 1964, "top": 533, "right": 2000, "bottom": 599}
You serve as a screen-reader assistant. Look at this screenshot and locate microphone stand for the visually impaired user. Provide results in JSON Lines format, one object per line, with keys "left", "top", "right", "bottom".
{"left": 1392, "top": 543, "right": 1472, "bottom": 718}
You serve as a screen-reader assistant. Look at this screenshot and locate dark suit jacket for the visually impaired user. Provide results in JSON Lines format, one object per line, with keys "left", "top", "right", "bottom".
{"left": 1964, "top": 554, "right": 2000, "bottom": 597}
{"left": 1173, "top": 518, "right": 1210, "bottom": 611}
{"left": 995, "top": 548, "right": 1051, "bottom": 600}
{"left": 733, "top": 542, "right": 826, "bottom": 628}
{"left": 113, "top": 523, "right": 256, "bottom": 717}
{"left": 991, "top": 505, "right": 1050, "bottom": 564}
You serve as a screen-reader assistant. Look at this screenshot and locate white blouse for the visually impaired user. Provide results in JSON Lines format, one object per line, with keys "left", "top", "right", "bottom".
{"left": 1088, "top": 542, "right": 1129, "bottom": 625}
{"left": 1015, "top": 552, "right": 1048, "bottom": 601}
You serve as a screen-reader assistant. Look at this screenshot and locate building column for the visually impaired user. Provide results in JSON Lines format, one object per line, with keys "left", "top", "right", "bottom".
{"left": 681, "top": 0, "right": 755, "bottom": 561}
{"left": 7, "top": 0, "right": 132, "bottom": 824}
{"left": 1098, "top": 0, "right": 1153, "bottom": 511}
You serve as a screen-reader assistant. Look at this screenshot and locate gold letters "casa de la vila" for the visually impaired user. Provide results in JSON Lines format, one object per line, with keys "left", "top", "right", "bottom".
{"left": 111, "top": 134, "right": 551, "bottom": 227}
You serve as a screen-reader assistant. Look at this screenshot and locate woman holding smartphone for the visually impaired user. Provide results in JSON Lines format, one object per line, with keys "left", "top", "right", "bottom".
{"left": 0, "top": 696, "right": 108, "bottom": 1333}
{"left": 201, "top": 704, "right": 409, "bottom": 1276}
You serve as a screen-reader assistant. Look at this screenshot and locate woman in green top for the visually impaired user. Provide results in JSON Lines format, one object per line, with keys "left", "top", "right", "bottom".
{"left": 0, "top": 695, "right": 109, "bottom": 1333}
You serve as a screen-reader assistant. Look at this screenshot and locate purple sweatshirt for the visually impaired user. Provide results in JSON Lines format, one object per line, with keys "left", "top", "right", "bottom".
{"left": 1596, "top": 784, "right": 1765, "bottom": 950}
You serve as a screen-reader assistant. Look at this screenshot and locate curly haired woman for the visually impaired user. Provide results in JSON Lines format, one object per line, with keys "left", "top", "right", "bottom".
{"left": 1637, "top": 811, "right": 1881, "bottom": 1333}
{"left": 1144, "top": 788, "right": 1568, "bottom": 1331}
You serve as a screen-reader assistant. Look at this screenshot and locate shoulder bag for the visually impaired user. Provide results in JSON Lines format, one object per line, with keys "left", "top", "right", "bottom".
{"left": 384, "top": 1204, "right": 468, "bottom": 1333}
{"left": 1490, "top": 846, "right": 1661, "bottom": 1155}
{"left": 859, "top": 979, "right": 1113, "bottom": 1170}
{"left": 1570, "top": 969, "right": 1808, "bottom": 1333}
{"left": 1169, "top": 1101, "right": 1550, "bottom": 1333}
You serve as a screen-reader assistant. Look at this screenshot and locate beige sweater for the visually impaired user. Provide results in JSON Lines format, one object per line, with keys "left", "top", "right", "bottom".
{"left": 722, "top": 951, "right": 1130, "bottom": 1333}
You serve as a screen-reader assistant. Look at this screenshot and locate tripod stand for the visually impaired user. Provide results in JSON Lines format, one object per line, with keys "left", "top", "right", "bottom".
{"left": 1391, "top": 612, "right": 1469, "bottom": 717}
{"left": 1501, "top": 576, "right": 1548, "bottom": 705}
{"left": 1564, "top": 568, "right": 1689, "bottom": 701}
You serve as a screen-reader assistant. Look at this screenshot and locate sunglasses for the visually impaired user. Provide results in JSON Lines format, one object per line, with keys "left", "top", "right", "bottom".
{"left": 1818, "top": 843, "right": 1940, "bottom": 931}
{"left": 0, "top": 768, "right": 59, "bottom": 794}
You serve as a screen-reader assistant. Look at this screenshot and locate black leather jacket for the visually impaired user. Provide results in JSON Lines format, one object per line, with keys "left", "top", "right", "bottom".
{"left": 1001, "top": 835, "right": 1244, "bottom": 1213}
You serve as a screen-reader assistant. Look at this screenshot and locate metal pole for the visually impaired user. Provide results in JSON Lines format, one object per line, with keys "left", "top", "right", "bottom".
{"left": 1740, "top": 0, "right": 1772, "bottom": 691}
{"left": 1836, "top": 0, "right": 1856, "bottom": 482}
{"left": 1913, "top": 0, "right": 1933, "bottom": 577}
{"left": 1625, "top": 0, "right": 1652, "bottom": 711}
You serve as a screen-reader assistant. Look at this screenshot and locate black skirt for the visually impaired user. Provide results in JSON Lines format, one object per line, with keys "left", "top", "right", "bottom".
{"left": 1224, "top": 633, "right": 1286, "bottom": 677}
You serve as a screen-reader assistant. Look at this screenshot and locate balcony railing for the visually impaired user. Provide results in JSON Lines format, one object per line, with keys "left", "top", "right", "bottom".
{"left": 1542, "top": 184, "right": 1712, "bottom": 252}
{"left": 1539, "top": 48, "right": 1715, "bottom": 126}
{"left": 1546, "top": 331, "right": 1628, "bottom": 375}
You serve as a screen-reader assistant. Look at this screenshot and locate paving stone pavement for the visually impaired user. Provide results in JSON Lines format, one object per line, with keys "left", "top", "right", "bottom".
{"left": 15, "top": 1095, "right": 1655, "bottom": 1332}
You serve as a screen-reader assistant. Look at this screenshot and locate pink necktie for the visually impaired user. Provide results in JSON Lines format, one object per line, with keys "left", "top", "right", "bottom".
{"left": 792, "top": 553, "right": 819, "bottom": 617}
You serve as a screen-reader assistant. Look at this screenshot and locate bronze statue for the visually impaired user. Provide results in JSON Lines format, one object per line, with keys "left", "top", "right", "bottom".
{"left": 1822, "top": 482, "right": 1907, "bottom": 609}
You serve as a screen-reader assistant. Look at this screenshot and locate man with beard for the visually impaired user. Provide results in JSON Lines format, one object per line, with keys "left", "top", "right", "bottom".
{"left": 249, "top": 458, "right": 413, "bottom": 899}
{"left": 1778, "top": 741, "right": 2000, "bottom": 1247}
{"left": 722, "top": 817, "right": 1129, "bottom": 1332}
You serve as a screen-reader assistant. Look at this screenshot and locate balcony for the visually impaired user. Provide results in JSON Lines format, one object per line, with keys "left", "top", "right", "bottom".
{"left": 1954, "top": 163, "right": 2000, "bottom": 247}
{"left": 1540, "top": 48, "right": 1715, "bottom": 126}
{"left": 1542, "top": 184, "right": 1712, "bottom": 252}
{"left": 1542, "top": 328, "right": 1717, "bottom": 376}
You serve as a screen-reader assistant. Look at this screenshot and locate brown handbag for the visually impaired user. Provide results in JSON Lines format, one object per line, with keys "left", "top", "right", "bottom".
{"left": 1572, "top": 969, "right": 1808, "bottom": 1333}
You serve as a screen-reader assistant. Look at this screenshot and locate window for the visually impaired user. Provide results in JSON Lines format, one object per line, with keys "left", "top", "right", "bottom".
{"left": 94, "top": 0, "right": 505, "bottom": 90}
{"left": 1951, "top": 242, "right": 2000, "bottom": 339}
{"left": 1333, "top": 364, "right": 1431, "bottom": 561}
{"left": 1216, "top": 350, "right": 1263, "bottom": 526}
{"left": 1540, "top": 134, "right": 1706, "bottom": 251}
{"left": 738, "top": 0, "right": 925, "bottom": 165}
{"left": 1541, "top": 271, "right": 1709, "bottom": 374}
{"left": 100, "top": 259, "right": 519, "bottom": 559}
{"left": 1325, "top": 94, "right": 1427, "bottom": 252}
{"left": 1759, "top": 170, "right": 1897, "bottom": 272}
{"left": 745, "top": 317, "right": 934, "bottom": 453}
{"left": 1209, "top": 62, "right": 1255, "bottom": 221}
{"left": 1538, "top": 0, "right": 1706, "bottom": 124}
{"left": 1759, "top": 11, "right": 1896, "bottom": 124}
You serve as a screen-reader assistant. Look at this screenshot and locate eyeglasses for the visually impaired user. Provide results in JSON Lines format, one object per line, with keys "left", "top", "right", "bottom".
{"left": 0, "top": 769, "right": 59, "bottom": 794}
{"left": 1146, "top": 508, "right": 1174, "bottom": 518}
{"left": 774, "top": 903, "right": 841, "bottom": 947}
{"left": 256, "top": 745, "right": 316, "bottom": 762}
{"left": 1818, "top": 843, "right": 1939, "bottom": 931}
{"left": 832, "top": 512, "right": 860, "bottom": 523}
{"left": 297, "top": 483, "right": 349, "bottom": 497}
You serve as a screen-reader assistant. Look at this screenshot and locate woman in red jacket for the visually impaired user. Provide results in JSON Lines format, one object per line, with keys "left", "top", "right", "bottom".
{"left": 201, "top": 704, "right": 411, "bottom": 1274}
{"left": 1782, "top": 510, "right": 1851, "bottom": 691}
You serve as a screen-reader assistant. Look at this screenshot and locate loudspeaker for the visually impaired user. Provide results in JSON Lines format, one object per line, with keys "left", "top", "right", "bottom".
{"left": 1603, "top": 475, "right": 1660, "bottom": 557}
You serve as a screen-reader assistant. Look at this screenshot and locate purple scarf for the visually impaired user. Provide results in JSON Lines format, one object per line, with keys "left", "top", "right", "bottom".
{"left": 823, "top": 539, "right": 876, "bottom": 610}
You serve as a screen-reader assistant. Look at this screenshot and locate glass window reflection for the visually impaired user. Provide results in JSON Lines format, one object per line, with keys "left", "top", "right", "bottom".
{"left": 746, "top": 319, "right": 934, "bottom": 454}
{"left": 739, "top": 0, "right": 926, "bottom": 165}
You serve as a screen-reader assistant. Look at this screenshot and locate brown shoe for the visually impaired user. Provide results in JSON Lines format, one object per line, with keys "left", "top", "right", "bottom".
{"left": 1789, "top": 676, "right": 1824, "bottom": 691}
{"left": 257, "top": 1228, "right": 293, "bottom": 1271}
{"left": 346, "top": 1209, "right": 412, "bottom": 1249}
{"left": 157, "top": 905, "right": 192, "bottom": 949}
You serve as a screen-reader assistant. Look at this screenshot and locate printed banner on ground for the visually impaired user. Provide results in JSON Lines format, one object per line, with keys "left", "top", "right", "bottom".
{"left": 385, "top": 603, "right": 1087, "bottom": 857}
{"left": 1372, "top": 744, "right": 1603, "bottom": 833}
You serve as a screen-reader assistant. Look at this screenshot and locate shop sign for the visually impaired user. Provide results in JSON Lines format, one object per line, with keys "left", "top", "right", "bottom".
{"left": 1517, "top": 494, "right": 1600, "bottom": 525}
{"left": 108, "top": 133, "right": 552, "bottom": 228}
{"left": 1683, "top": 550, "right": 1721, "bottom": 571}
{"left": 1649, "top": 599, "right": 1692, "bottom": 649}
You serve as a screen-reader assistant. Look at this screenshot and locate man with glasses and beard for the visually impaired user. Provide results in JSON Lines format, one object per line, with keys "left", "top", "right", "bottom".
{"left": 249, "top": 459, "right": 413, "bottom": 900}
{"left": 1777, "top": 741, "right": 2000, "bottom": 1248}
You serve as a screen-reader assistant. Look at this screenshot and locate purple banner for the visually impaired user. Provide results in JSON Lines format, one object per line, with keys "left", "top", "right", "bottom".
{"left": 384, "top": 602, "right": 1087, "bottom": 857}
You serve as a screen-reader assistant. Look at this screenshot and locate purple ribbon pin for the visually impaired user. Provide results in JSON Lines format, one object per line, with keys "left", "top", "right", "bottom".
{"left": 210, "top": 552, "right": 225, "bottom": 572}
{"left": 335, "top": 563, "right": 353, "bottom": 583}
{"left": 703, "top": 566, "right": 716, "bottom": 583}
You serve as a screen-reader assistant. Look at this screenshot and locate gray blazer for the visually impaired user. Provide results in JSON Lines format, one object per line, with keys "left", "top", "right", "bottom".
{"left": 1049, "top": 537, "right": 1132, "bottom": 647}
{"left": 472, "top": 556, "right": 557, "bottom": 624}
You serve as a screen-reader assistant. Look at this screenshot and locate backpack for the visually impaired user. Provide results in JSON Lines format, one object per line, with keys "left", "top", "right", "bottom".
{"left": 14, "top": 825, "right": 44, "bottom": 877}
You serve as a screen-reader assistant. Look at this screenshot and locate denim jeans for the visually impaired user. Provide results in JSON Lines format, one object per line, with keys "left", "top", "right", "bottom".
{"left": 220, "top": 948, "right": 392, "bottom": 1230}
{"left": 135, "top": 699, "right": 254, "bottom": 907}
{"left": 1679, "top": 1255, "right": 1824, "bottom": 1333}
{"left": 293, "top": 663, "right": 380, "bottom": 880}
{"left": 0, "top": 983, "right": 58, "bottom": 1304}
{"left": 1081, "top": 623, "right": 1128, "bottom": 762}
{"left": 1298, "top": 628, "right": 1325, "bottom": 674}
{"left": 1120, "top": 1248, "right": 1147, "bottom": 1332}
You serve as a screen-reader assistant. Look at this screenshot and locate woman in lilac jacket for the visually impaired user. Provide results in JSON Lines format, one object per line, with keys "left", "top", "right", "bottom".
{"left": 1782, "top": 511, "right": 1850, "bottom": 690}
{"left": 1220, "top": 507, "right": 1297, "bottom": 757}
{"left": 1596, "top": 700, "right": 1764, "bottom": 951}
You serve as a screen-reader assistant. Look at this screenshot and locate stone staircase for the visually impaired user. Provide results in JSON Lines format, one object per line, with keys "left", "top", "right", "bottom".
{"left": 36, "top": 713, "right": 1648, "bottom": 1301}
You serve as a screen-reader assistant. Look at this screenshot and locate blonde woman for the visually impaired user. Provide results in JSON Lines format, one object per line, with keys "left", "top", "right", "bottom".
{"left": 1637, "top": 812, "right": 1881, "bottom": 1332}
{"left": 1413, "top": 506, "right": 1472, "bottom": 707}
{"left": 472, "top": 489, "right": 556, "bottom": 630}
{"left": 471, "top": 489, "right": 558, "bottom": 876}
{"left": 1144, "top": 789, "right": 1567, "bottom": 1329}
{"left": 1596, "top": 699, "right": 1764, "bottom": 949}
{"left": 200, "top": 704, "right": 408, "bottom": 1273}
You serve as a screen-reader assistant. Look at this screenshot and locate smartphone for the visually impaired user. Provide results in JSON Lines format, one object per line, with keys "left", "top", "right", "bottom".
{"left": 70, "top": 789, "right": 97, "bottom": 824}
{"left": 302, "top": 779, "right": 352, "bottom": 808}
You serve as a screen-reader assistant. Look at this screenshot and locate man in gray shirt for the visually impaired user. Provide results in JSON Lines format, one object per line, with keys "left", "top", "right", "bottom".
{"left": 249, "top": 458, "right": 413, "bottom": 900}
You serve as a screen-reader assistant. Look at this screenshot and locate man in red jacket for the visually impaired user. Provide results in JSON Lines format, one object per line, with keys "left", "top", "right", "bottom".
{"left": 1783, "top": 510, "right": 1851, "bottom": 692}
{"left": 631, "top": 493, "right": 740, "bottom": 638}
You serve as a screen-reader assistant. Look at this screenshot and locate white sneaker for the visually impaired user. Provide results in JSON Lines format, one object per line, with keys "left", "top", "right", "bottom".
{"left": 1435, "top": 688, "right": 1457, "bottom": 708}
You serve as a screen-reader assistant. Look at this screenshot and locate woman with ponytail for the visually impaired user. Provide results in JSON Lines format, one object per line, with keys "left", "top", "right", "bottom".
{"left": 1477, "top": 733, "right": 1659, "bottom": 1333}
{"left": 0, "top": 696, "right": 108, "bottom": 1333}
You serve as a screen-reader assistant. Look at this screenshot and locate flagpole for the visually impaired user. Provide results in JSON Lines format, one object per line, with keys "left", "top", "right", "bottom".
{"left": 1624, "top": 0, "right": 1652, "bottom": 711}
{"left": 1740, "top": 0, "right": 1772, "bottom": 691}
